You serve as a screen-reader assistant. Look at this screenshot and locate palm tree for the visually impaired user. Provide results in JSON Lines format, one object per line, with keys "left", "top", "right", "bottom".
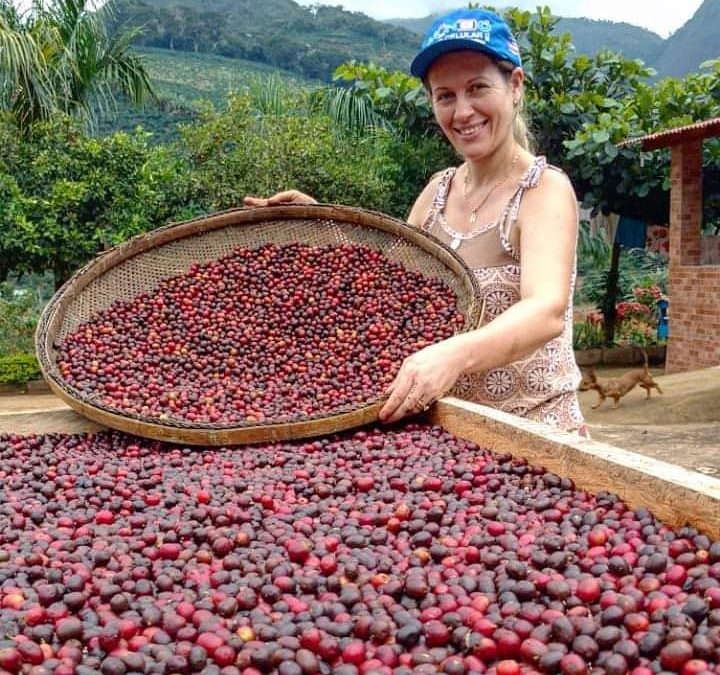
{"left": 0, "top": 0, "right": 55, "bottom": 125}
{"left": 0, "top": 0, "right": 154, "bottom": 129}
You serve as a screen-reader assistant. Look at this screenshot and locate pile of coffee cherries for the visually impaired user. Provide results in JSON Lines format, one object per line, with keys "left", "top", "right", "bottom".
{"left": 56, "top": 243, "right": 465, "bottom": 425}
{"left": 1, "top": 424, "right": 719, "bottom": 674}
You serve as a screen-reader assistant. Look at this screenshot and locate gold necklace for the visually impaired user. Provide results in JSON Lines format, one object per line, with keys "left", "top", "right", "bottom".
{"left": 463, "top": 151, "right": 520, "bottom": 229}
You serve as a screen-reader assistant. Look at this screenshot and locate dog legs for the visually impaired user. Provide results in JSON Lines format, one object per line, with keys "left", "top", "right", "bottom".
{"left": 640, "top": 381, "right": 663, "bottom": 399}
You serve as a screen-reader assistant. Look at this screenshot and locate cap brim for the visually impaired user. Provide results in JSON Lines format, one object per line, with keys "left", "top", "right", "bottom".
{"left": 410, "top": 39, "right": 514, "bottom": 79}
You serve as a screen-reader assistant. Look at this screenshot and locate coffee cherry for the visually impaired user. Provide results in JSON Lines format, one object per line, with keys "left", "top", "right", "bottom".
{"left": 56, "top": 243, "right": 464, "bottom": 426}
{"left": 1, "top": 425, "right": 719, "bottom": 675}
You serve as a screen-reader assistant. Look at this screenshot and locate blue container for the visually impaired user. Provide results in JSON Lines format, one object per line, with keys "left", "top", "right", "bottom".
{"left": 657, "top": 297, "right": 669, "bottom": 340}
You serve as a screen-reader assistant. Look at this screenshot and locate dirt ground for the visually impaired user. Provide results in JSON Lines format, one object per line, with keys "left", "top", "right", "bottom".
{"left": 1, "top": 366, "right": 718, "bottom": 475}
{"left": 577, "top": 366, "right": 720, "bottom": 476}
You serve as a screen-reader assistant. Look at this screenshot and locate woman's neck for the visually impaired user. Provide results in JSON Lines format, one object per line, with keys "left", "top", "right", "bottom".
{"left": 464, "top": 142, "right": 523, "bottom": 191}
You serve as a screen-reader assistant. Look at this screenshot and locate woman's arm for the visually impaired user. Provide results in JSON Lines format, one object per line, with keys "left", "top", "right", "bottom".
{"left": 380, "top": 168, "right": 579, "bottom": 422}
{"left": 406, "top": 172, "right": 444, "bottom": 227}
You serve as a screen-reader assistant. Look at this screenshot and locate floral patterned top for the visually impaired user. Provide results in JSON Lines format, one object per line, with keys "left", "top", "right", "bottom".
{"left": 422, "top": 156, "right": 586, "bottom": 431}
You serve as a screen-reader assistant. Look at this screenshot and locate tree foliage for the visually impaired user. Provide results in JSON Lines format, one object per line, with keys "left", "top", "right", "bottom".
{"left": 565, "top": 58, "right": 720, "bottom": 220}
{"left": 177, "top": 88, "right": 446, "bottom": 218}
{"left": 0, "top": 0, "right": 154, "bottom": 129}
{"left": 0, "top": 113, "right": 195, "bottom": 287}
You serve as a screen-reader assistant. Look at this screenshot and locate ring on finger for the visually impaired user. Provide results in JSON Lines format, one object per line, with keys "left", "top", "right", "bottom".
{"left": 414, "top": 395, "right": 430, "bottom": 412}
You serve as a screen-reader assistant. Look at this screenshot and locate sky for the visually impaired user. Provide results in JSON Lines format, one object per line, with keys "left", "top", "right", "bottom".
{"left": 296, "top": 0, "right": 704, "bottom": 38}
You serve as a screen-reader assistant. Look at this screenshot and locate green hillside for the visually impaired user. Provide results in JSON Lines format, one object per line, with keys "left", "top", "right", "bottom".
{"left": 98, "top": 0, "right": 718, "bottom": 139}
{"left": 96, "top": 47, "right": 308, "bottom": 140}
{"left": 109, "top": 0, "right": 418, "bottom": 82}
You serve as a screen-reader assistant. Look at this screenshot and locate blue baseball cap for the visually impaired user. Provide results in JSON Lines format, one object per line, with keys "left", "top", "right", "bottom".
{"left": 410, "top": 8, "right": 522, "bottom": 80}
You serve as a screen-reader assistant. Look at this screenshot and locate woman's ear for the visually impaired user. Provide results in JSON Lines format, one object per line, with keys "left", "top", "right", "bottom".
{"left": 510, "top": 67, "right": 524, "bottom": 101}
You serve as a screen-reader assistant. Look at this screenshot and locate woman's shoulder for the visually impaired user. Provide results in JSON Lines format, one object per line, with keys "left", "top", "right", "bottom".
{"left": 516, "top": 156, "right": 578, "bottom": 229}
{"left": 427, "top": 166, "right": 458, "bottom": 187}
{"left": 522, "top": 155, "right": 575, "bottom": 197}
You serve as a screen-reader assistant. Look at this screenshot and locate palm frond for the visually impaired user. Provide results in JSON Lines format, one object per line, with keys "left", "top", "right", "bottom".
{"left": 310, "top": 86, "right": 393, "bottom": 136}
{"left": 245, "top": 72, "right": 294, "bottom": 116}
{"left": 0, "top": 18, "right": 56, "bottom": 126}
{"left": 2, "top": 0, "right": 154, "bottom": 129}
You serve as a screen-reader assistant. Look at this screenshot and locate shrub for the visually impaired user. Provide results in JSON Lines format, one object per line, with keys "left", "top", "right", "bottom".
{"left": 0, "top": 115, "right": 195, "bottom": 287}
{"left": 573, "top": 320, "right": 605, "bottom": 350}
{"left": 0, "top": 280, "right": 48, "bottom": 356}
{"left": 180, "top": 93, "right": 415, "bottom": 217}
{"left": 0, "top": 353, "right": 41, "bottom": 385}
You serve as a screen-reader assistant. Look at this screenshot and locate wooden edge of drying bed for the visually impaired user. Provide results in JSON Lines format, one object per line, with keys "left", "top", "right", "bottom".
{"left": 431, "top": 397, "right": 720, "bottom": 539}
{"left": 3, "top": 395, "right": 719, "bottom": 538}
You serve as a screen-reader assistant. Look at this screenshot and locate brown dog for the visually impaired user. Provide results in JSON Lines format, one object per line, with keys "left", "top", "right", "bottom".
{"left": 579, "top": 351, "right": 663, "bottom": 409}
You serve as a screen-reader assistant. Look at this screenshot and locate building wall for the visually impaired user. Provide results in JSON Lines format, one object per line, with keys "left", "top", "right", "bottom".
{"left": 666, "top": 265, "right": 720, "bottom": 372}
{"left": 666, "top": 140, "right": 720, "bottom": 372}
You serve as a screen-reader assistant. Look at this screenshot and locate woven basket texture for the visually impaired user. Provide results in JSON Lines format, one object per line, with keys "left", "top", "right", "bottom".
{"left": 37, "top": 205, "right": 480, "bottom": 444}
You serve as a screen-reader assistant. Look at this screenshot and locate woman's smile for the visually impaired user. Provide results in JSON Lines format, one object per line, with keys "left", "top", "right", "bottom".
{"left": 454, "top": 119, "right": 489, "bottom": 139}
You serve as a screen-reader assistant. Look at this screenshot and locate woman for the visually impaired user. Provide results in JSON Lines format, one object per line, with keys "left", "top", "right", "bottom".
{"left": 245, "top": 8, "right": 585, "bottom": 434}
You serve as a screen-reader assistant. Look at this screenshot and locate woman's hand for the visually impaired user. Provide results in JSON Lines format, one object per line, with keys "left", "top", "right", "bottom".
{"left": 379, "top": 338, "right": 466, "bottom": 424}
{"left": 243, "top": 190, "right": 317, "bottom": 207}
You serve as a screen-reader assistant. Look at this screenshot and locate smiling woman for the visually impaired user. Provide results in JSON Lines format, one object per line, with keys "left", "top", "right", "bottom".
{"left": 245, "top": 7, "right": 587, "bottom": 434}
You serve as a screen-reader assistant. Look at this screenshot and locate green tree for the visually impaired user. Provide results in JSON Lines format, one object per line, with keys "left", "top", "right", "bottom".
{"left": 178, "top": 91, "right": 401, "bottom": 214}
{"left": 565, "top": 59, "right": 720, "bottom": 220}
{"left": 0, "top": 0, "right": 154, "bottom": 129}
{"left": 0, "top": 114, "right": 196, "bottom": 287}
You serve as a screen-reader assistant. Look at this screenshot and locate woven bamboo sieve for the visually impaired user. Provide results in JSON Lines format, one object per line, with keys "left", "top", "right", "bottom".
{"left": 36, "top": 204, "right": 481, "bottom": 445}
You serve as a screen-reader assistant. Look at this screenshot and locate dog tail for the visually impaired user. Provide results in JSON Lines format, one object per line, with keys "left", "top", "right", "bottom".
{"left": 641, "top": 348, "right": 649, "bottom": 374}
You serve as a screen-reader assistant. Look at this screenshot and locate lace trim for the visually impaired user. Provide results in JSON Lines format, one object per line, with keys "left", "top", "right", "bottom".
{"left": 427, "top": 157, "right": 547, "bottom": 249}
{"left": 500, "top": 156, "right": 548, "bottom": 261}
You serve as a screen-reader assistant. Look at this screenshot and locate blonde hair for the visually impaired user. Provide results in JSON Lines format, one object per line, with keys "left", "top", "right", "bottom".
{"left": 512, "top": 98, "right": 533, "bottom": 152}
{"left": 497, "top": 60, "right": 534, "bottom": 153}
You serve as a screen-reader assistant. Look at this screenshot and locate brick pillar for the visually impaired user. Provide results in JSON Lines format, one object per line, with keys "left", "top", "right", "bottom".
{"left": 669, "top": 140, "right": 703, "bottom": 267}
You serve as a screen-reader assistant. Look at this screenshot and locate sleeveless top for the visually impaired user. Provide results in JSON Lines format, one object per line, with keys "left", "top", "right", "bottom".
{"left": 422, "top": 156, "right": 586, "bottom": 431}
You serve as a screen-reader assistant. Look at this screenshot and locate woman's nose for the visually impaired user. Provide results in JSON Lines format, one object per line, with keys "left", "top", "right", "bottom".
{"left": 453, "top": 93, "right": 474, "bottom": 118}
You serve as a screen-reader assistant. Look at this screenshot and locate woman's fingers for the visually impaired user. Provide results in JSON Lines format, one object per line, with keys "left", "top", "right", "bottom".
{"left": 378, "top": 374, "right": 415, "bottom": 423}
{"left": 379, "top": 370, "right": 434, "bottom": 424}
{"left": 243, "top": 195, "right": 269, "bottom": 207}
{"left": 243, "top": 191, "right": 317, "bottom": 207}
{"left": 269, "top": 190, "right": 316, "bottom": 205}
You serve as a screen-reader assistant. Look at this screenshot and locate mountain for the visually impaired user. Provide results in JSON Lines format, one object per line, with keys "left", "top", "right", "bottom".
{"left": 652, "top": 0, "right": 720, "bottom": 78}
{"left": 386, "top": 1, "right": 719, "bottom": 78}
{"left": 385, "top": 14, "right": 664, "bottom": 65}
{"left": 554, "top": 18, "right": 664, "bottom": 66}
{"left": 109, "top": 0, "right": 419, "bottom": 82}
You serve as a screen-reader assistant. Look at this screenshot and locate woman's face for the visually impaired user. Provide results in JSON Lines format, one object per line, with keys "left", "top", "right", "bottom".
{"left": 426, "top": 50, "right": 523, "bottom": 161}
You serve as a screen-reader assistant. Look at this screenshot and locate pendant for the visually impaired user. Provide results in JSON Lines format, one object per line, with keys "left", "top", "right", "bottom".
{"left": 469, "top": 211, "right": 477, "bottom": 228}
{"left": 450, "top": 238, "right": 461, "bottom": 251}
